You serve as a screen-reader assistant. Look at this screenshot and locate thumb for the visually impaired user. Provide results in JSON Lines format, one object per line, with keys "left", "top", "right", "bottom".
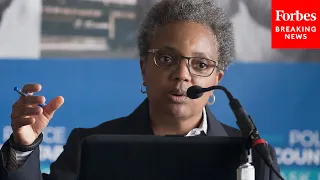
{"left": 43, "top": 96, "right": 64, "bottom": 119}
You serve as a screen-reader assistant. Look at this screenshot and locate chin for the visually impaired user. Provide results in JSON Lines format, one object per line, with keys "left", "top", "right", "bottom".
{"left": 166, "top": 103, "right": 191, "bottom": 118}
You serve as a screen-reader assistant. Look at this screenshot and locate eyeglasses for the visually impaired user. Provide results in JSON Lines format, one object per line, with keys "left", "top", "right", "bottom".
{"left": 147, "top": 49, "right": 218, "bottom": 77}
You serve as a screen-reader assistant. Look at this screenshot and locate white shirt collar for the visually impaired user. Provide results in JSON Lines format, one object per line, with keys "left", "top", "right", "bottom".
{"left": 185, "top": 107, "right": 208, "bottom": 136}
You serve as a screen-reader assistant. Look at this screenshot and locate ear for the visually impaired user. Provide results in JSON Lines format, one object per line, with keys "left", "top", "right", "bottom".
{"left": 216, "top": 70, "right": 224, "bottom": 83}
{"left": 140, "top": 59, "right": 147, "bottom": 85}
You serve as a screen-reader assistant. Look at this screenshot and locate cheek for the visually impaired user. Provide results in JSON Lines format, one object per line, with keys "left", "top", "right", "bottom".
{"left": 145, "top": 62, "right": 158, "bottom": 80}
{"left": 192, "top": 75, "right": 218, "bottom": 88}
{"left": 145, "top": 63, "right": 169, "bottom": 88}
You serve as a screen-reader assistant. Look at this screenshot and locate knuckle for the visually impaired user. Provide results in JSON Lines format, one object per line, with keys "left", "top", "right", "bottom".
{"left": 24, "top": 107, "right": 33, "bottom": 115}
{"left": 34, "top": 107, "right": 42, "bottom": 114}
{"left": 12, "top": 102, "right": 17, "bottom": 109}
{"left": 10, "top": 113, "right": 16, "bottom": 121}
{"left": 12, "top": 99, "right": 23, "bottom": 109}
{"left": 25, "top": 96, "right": 43, "bottom": 104}
{"left": 25, "top": 96, "right": 34, "bottom": 103}
{"left": 11, "top": 117, "right": 20, "bottom": 128}
{"left": 17, "top": 106, "right": 30, "bottom": 116}
{"left": 11, "top": 106, "right": 21, "bottom": 119}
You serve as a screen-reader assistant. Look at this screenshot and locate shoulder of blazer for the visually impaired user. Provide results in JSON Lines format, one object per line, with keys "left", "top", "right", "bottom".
{"left": 74, "top": 99, "right": 153, "bottom": 138}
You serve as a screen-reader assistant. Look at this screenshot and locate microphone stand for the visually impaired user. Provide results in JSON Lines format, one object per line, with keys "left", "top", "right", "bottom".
{"left": 187, "top": 85, "right": 285, "bottom": 180}
{"left": 237, "top": 148, "right": 255, "bottom": 180}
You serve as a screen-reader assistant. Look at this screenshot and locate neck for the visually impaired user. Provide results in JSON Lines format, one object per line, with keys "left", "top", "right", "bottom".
{"left": 149, "top": 106, "right": 203, "bottom": 136}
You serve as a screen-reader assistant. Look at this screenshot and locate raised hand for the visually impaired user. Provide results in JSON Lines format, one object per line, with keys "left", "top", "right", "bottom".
{"left": 10, "top": 84, "right": 64, "bottom": 145}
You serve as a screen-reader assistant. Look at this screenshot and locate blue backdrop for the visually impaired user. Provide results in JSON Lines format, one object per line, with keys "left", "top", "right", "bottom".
{"left": 0, "top": 59, "right": 319, "bottom": 180}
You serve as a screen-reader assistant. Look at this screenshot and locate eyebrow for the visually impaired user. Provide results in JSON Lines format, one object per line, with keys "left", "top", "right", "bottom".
{"left": 193, "top": 52, "right": 211, "bottom": 59}
{"left": 161, "top": 46, "right": 213, "bottom": 59}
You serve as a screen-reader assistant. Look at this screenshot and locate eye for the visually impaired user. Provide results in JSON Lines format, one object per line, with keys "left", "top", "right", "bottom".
{"left": 198, "top": 62, "right": 207, "bottom": 69}
{"left": 158, "top": 55, "right": 173, "bottom": 63}
{"left": 192, "top": 58, "right": 208, "bottom": 70}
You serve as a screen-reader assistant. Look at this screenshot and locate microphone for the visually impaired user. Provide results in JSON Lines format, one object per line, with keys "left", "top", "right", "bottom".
{"left": 187, "top": 85, "right": 284, "bottom": 180}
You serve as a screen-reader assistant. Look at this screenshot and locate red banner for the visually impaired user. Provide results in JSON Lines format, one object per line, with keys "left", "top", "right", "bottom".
{"left": 271, "top": 0, "right": 320, "bottom": 48}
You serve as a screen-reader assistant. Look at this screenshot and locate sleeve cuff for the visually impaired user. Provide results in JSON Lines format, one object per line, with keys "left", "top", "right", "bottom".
{"left": 6, "top": 148, "right": 33, "bottom": 171}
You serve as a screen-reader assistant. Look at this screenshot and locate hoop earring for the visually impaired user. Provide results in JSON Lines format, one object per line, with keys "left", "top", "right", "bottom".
{"left": 140, "top": 83, "right": 146, "bottom": 94}
{"left": 207, "top": 93, "right": 215, "bottom": 105}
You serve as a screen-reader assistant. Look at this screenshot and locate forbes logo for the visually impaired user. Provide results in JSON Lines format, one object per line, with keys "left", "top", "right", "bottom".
{"left": 275, "top": 10, "right": 317, "bottom": 21}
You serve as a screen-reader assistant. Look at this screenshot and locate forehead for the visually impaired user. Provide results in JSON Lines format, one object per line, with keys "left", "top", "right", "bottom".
{"left": 150, "top": 21, "right": 218, "bottom": 60}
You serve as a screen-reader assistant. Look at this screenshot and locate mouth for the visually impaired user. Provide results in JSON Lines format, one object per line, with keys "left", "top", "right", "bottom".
{"left": 168, "top": 89, "right": 188, "bottom": 103}
{"left": 169, "top": 88, "right": 187, "bottom": 96}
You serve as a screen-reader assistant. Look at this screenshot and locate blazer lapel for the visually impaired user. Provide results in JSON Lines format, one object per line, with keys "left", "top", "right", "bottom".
{"left": 125, "top": 98, "right": 154, "bottom": 135}
{"left": 205, "top": 106, "right": 228, "bottom": 137}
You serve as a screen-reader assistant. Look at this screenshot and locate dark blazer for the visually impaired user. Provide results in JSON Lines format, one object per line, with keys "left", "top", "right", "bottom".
{"left": 0, "top": 99, "right": 281, "bottom": 180}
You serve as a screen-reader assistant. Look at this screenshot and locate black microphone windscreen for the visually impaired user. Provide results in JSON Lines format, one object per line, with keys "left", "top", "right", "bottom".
{"left": 187, "top": 85, "right": 203, "bottom": 99}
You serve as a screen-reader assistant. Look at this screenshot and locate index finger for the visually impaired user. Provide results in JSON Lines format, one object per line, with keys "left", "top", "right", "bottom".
{"left": 14, "top": 84, "right": 42, "bottom": 106}
{"left": 21, "top": 84, "right": 42, "bottom": 94}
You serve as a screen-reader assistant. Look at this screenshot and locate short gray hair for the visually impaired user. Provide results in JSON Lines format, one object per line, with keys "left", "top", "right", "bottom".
{"left": 137, "top": 0, "right": 235, "bottom": 72}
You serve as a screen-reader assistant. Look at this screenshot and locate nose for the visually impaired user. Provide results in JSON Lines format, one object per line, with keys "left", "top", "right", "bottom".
{"left": 171, "top": 59, "right": 192, "bottom": 82}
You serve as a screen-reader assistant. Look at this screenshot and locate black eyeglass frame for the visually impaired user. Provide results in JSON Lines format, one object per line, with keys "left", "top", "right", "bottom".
{"left": 147, "top": 48, "right": 218, "bottom": 77}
